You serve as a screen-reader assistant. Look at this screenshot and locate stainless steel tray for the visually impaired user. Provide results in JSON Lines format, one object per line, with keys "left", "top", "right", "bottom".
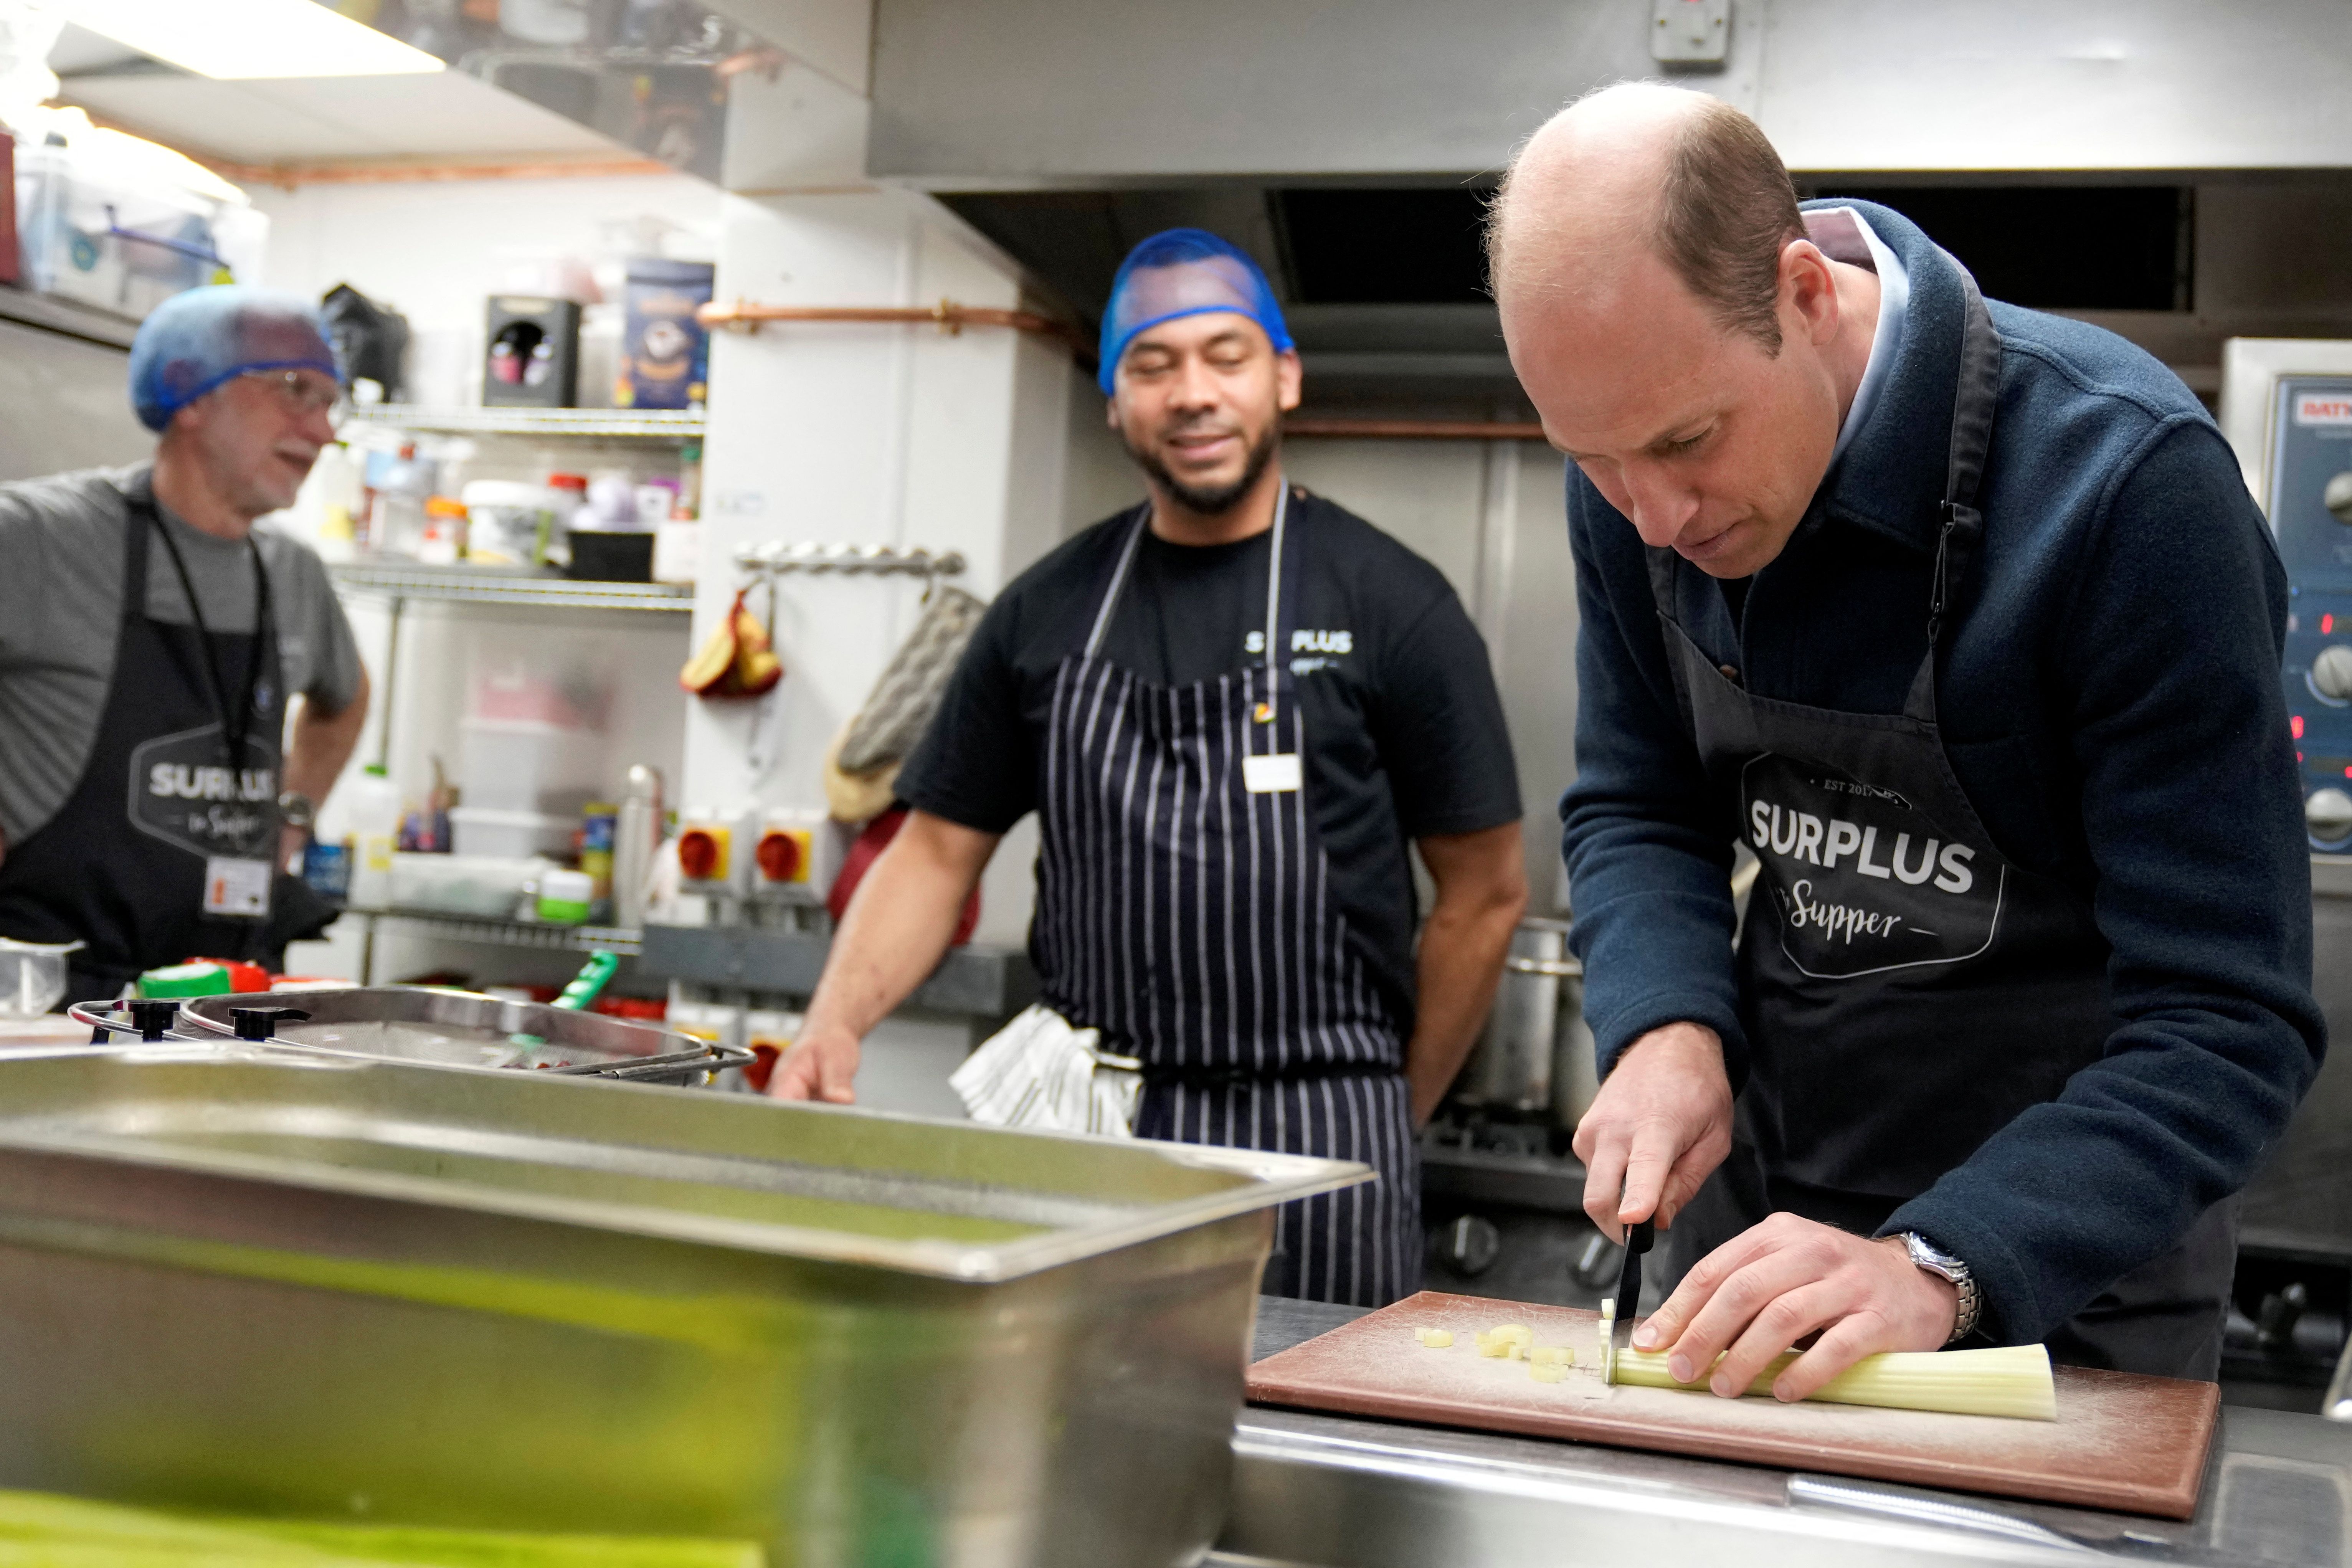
{"left": 0, "top": 1051, "right": 1367, "bottom": 1564}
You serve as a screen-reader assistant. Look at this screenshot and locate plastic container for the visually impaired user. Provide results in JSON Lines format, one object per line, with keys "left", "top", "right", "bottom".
{"left": 417, "top": 496, "right": 468, "bottom": 565}
{"left": 344, "top": 765, "right": 403, "bottom": 910}
{"left": 567, "top": 529, "right": 655, "bottom": 582}
{"left": 449, "top": 805, "right": 576, "bottom": 860}
{"left": 137, "top": 962, "right": 231, "bottom": 999}
{"left": 0, "top": 938, "right": 80, "bottom": 1017}
{"left": 459, "top": 480, "right": 556, "bottom": 568}
{"left": 536, "top": 868, "right": 596, "bottom": 925}
{"left": 12, "top": 142, "right": 267, "bottom": 322}
{"left": 386, "top": 853, "right": 547, "bottom": 918}
{"left": 458, "top": 718, "right": 605, "bottom": 817}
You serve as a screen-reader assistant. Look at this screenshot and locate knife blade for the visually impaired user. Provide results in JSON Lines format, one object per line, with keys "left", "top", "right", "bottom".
{"left": 1607, "top": 1217, "right": 1655, "bottom": 1383}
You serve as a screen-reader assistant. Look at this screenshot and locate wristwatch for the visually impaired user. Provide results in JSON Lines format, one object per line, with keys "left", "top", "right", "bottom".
{"left": 277, "top": 790, "right": 317, "bottom": 831}
{"left": 1899, "top": 1231, "right": 1981, "bottom": 1344}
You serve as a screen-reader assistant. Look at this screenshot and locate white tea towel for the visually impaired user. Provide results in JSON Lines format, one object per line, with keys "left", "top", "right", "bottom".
{"left": 951, "top": 1003, "right": 1142, "bottom": 1137}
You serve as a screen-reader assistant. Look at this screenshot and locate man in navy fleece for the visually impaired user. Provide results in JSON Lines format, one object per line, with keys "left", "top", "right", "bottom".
{"left": 1490, "top": 82, "right": 2321, "bottom": 1391}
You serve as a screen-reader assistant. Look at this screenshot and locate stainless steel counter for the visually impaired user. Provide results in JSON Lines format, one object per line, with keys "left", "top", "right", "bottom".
{"left": 1215, "top": 1298, "right": 2352, "bottom": 1568}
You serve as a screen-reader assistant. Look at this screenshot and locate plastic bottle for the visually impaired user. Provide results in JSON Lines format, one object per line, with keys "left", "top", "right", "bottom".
{"left": 344, "top": 764, "right": 403, "bottom": 910}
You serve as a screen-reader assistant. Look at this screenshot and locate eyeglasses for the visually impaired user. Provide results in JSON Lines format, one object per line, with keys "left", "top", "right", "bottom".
{"left": 240, "top": 368, "right": 344, "bottom": 418}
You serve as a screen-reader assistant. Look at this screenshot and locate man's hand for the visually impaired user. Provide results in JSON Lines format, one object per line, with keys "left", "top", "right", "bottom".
{"left": 1571, "top": 1021, "right": 1733, "bottom": 1241}
{"left": 1633, "top": 1218, "right": 1959, "bottom": 1402}
{"left": 770, "top": 1020, "right": 861, "bottom": 1104}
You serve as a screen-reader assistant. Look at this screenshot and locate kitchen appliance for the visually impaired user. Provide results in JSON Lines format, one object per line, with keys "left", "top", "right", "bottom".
{"left": 0, "top": 1049, "right": 1361, "bottom": 1565}
{"left": 482, "top": 294, "right": 581, "bottom": 408}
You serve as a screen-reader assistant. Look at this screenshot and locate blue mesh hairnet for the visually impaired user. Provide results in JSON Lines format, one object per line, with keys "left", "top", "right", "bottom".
{"left": 128, "top": 285, "right": 342, "bottom": 433}
{"left": 1098, "top": 229, "right": 1293, "bottom": 394}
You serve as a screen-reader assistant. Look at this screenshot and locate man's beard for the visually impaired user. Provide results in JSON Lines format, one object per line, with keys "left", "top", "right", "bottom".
{"left": 1125, "top": 419, "right": 1278, "bottom": 516}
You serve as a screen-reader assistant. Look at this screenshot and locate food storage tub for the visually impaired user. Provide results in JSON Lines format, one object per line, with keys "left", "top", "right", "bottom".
{"left": 383, "top": 851, "right": 546, "bottom": 917}
{"left": 12, "top": 143, "right": 267, "bottom": 321}
{"left": 459, "top": 718, "right": 607, "bottom": 817}
{"left": 449, "top": 805, "right": 578, "bottom": 859}
{"left": 0, "top": 1051, "right": 1362, "bottom": 1566}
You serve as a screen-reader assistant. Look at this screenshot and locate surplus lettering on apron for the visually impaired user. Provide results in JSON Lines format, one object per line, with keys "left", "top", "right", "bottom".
{"left": 1740, "top": 757, "right": 2002, "bottom": 977}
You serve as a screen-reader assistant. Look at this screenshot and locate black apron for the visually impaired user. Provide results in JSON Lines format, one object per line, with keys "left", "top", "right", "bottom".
{"left": 1032, "top": 485, "right": 1420, "bottom": 1307}
{"left": 0, "top": 489, "right": 299, "bottom": 1001}
{"left": 1643, "top": 272, "right": 2236, "bottom": 1378}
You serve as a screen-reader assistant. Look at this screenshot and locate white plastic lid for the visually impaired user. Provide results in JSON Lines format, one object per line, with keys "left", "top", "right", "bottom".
{"left": 540, "top": 868, "right": 596, "bottom": 900}
{"left": 461, "top": 480, "right": 556, "bottom": 508}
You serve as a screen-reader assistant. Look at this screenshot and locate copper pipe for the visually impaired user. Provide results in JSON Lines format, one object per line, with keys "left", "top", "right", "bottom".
{"left": 698, "top": 297, "right": 1087, "bottom": 352}
{"left": 1284, "top": 418, "right": 1547, "bottom": 441}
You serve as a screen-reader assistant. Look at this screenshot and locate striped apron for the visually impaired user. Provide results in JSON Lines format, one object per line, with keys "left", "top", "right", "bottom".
{"left": 1032, "top": 486, "right": 1420, "bottom": 1306}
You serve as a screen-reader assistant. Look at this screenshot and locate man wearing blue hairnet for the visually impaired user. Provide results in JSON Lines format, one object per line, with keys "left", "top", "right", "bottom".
{"left": 0, "top": 285, "right": 370, "bottom": 998}
{"left": 771, "top": 231, "right": 1530, "bottom": 1306}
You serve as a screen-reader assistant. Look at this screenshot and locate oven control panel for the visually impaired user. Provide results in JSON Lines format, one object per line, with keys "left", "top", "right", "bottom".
{"left": 2271, "top": 376, "right": 2352, "bottom": 851}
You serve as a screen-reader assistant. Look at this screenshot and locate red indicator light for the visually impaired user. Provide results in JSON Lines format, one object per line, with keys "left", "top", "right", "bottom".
{"left": 2327, "top": 613, "right": 2336, "bottom": 634}
{"left": 2294, "top": 715, "right": 2307, "bottom": 739}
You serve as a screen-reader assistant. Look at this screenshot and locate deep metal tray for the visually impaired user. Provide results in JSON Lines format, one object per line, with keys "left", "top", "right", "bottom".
{"left": 0, "top": 1051, "right": 1367, "bottom": 1564}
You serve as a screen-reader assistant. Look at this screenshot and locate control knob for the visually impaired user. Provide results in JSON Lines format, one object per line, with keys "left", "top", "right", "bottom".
{"left": 2315, "top": 644, "right": 2352, "bottom": 701}
{"left": 2307, "top": 788, "right": 2352, "bottom": 842}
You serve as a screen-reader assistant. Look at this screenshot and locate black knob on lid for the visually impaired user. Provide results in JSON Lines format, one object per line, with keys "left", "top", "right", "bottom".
{"left": 230, "top": 1005, "right": 311, "bottom": 1042}
{"left": 128, "top": 998, "right": 180, "bottom": 1041}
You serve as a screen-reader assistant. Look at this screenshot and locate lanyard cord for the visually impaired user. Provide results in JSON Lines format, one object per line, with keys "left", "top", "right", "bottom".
{"left": 147, "top": 504, "right": 273, "bottom": 774}
{"left": 1082, "top": 477, "right": 1291, "bottom": 694}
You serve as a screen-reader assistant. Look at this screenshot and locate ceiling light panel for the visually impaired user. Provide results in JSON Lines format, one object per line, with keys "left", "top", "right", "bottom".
{"left": 56, "top": 0, "right": 446, "bottom": 80}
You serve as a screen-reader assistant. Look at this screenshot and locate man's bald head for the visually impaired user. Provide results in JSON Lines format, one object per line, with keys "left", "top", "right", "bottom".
{"left": 1489, "top": 84, "right": 1880, "bottom": 580}
{"left": 1488, "top": 82, "right": 1802, "bottom": 352}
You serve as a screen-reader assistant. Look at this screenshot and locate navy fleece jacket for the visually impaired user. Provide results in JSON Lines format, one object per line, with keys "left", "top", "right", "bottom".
{"left": 1562, "top": 200, "right": 2324, "bottom": 1346}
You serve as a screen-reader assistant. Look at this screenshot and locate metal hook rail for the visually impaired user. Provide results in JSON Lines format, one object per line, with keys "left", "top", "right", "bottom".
{"left": 733, "top": 541, "right": 967, "bottom": 579}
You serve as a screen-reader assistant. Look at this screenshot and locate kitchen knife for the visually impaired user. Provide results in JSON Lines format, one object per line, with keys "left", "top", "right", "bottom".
{"left": 1607, "top": 1218, "right": 1655, "bottom": 1383}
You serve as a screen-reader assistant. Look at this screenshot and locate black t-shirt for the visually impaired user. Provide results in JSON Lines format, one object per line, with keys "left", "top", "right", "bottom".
{"left": 898, "top": 487, "right": 1521, "bottom": 1029}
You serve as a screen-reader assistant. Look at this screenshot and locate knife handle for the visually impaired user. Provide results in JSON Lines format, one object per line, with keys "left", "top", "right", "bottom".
{"left": 1626, "top": 1218, "right": 1655, "bottom": 1257}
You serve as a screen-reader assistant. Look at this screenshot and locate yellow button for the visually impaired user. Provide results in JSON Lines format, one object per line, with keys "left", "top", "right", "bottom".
{"left": 1254, "top": 702, "right": 1274, "bottom": 723}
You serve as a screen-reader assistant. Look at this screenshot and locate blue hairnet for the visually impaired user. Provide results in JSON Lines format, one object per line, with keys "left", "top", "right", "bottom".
{"left": 128, "top": 285, "right": 341, "bottom": 433}
{"left": 1098, "top": 228, "right": 1293, "bottom": 394}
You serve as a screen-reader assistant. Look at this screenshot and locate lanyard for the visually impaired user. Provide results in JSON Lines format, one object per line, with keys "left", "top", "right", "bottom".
{"left": 146, "top": 501, "right": 273, "bottom": 773}
{"left": 1084, "top": 478, "right": 1291, "bottom": 712}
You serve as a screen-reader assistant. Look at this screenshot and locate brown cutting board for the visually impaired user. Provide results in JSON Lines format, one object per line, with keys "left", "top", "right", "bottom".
{"left": 1247, "top": 1291, "right": 2218, "bottom": 1520}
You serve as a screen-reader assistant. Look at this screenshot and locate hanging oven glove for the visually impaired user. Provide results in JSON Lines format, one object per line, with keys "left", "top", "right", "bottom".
{"left": 822, "top": 728, "right": 900, "bottom": 824}
{"left": 835, "top": 586, "right": 986, "bottom": 772}
{"left": 820, "top": 585, "right": 987, "bottom": 821}
{"left": 679, "top": 589, "right": 784, "bottom": 698}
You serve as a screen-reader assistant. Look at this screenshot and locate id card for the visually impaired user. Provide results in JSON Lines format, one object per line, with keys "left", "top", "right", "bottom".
{"left": 1243, "top": 753, "right": 1303, "bottom": 794}
{"left": 202, "top": 856, "right": 274, "bottom": 919}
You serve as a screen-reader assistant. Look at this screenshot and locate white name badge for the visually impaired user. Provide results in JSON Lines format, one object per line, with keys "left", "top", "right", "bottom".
{"left": 1243, "top": 753, "right": 1303, "bottom": 794}
{"left": 202, "top": 856, "right": 274, "bottom": 919}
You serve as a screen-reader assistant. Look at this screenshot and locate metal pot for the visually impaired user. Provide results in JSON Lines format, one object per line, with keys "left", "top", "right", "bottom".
{"left": 1454, "top": 919, "right": 1581, "bottom": 1117}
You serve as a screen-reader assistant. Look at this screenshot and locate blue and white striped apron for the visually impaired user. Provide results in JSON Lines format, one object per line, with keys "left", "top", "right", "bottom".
{"left": 1032, "top": 486, "right": 1420, "bottom": 1306}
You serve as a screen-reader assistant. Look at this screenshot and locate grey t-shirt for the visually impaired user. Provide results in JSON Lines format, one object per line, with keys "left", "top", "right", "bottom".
{"left": 0, "top": 463, "right": 363, "bottom": 847}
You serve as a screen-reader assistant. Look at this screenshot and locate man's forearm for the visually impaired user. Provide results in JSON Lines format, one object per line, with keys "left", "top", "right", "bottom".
{"left": 803, "top": 815, "right": 998, "bottom": 1039}
{"left": 1405, "top": 825, "right": 1528, "bottom": 1125}
{"left": 284, "top": 672, "right": 370, "bottom": 808}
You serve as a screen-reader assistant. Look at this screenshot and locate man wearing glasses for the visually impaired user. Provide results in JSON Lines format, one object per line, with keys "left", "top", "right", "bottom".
{"left": 0, "top": 286, "right": 369, "bottom": 1000}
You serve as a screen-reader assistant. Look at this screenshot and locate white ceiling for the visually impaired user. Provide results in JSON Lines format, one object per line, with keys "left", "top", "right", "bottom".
{"left": 51, "top": 22, "right": 625, "bottom": 166}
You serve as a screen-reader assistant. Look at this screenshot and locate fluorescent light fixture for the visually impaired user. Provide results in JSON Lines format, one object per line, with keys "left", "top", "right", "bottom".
{"left": 56, "top": 0, "right": 446, "bottom": 80}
